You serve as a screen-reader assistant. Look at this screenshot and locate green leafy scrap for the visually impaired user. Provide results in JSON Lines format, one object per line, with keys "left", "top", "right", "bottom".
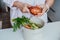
{"left": 12, "top": 16, "right": 42, "bottom": 31}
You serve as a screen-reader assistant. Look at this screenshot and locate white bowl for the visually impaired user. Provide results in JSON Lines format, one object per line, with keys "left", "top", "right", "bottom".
{"left": 22, "top": 17, "right": 45, "bottom": 40}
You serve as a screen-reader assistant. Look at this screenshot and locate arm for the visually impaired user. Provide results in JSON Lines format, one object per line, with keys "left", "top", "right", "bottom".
{"left": 36, "top": 0, "right": 54, "bottom": 16}
{"left": 3, "top": 0, "right": 31, "bottom": 13}
{"left": 13, "top": 1, "right": 24, "bottom": 10}
{"left": 3, "top": 0, "right": 25, "bottom": 11}
{"left": 42, "top": 0, "right": 55, "bottom": 13}
{"left": 46, "top": 0, "right": 54, "bottom": 8}
{"left": 13, "top": 1, "right": 31, "bottom": 13}
{"left": 3, "top": 0, "right": 27, "bottom": 9}
{"left": 3, "top": 0, "right": 24, "bottom": 9}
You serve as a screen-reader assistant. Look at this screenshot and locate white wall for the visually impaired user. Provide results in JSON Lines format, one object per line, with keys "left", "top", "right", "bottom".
{"left": 48, "top": 0, "right": 60, "bottom": 22}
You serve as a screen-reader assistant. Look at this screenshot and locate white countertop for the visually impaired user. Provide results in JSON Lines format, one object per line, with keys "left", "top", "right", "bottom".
{"left": 0, "top": 21, "right": 60, "bottom": 40}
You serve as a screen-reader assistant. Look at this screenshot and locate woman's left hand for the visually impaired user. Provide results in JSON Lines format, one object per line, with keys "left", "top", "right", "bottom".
{"left": 35, "top": 4, "right": 49, "bottom": 17}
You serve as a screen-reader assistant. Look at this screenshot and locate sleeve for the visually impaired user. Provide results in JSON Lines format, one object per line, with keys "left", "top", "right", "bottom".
{"left": 3, "top": 0, "right": 17, "bottom": 8}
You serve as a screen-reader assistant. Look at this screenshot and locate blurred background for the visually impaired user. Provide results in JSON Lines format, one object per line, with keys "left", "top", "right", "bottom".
{"left": 48, "top": 0, "right": 60, "bottom": 22}
{"left": 0, "top": 0, "right": 11, "bottom": 29}
{"left": 0, "top": 0, "right": 60, "bottom": 29}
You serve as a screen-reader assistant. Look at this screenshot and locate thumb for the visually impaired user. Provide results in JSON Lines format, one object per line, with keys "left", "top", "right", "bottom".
{"left": 22, "top": 6, "right": 30, "bottom": 13}
{"left": 35, "top": 13, "right": 43, "bottom": 17}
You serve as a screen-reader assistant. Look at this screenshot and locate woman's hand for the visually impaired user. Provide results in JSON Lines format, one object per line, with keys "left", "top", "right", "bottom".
{"left": 35, "top": 4, "right": 49, "bottom": 17}
{"left": 21, "top": 3, "right": 31, "bottom": 13}
{"left": 13, "top": 1, "right": 31, "bottom": 13}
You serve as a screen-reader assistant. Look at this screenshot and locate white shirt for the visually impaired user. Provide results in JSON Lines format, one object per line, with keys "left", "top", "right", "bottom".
{"left": 3, "top": 0, "right": 48, "bottom": 25}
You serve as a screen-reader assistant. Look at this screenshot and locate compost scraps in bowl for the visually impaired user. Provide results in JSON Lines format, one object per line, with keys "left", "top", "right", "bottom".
{"left": 12, "top": 16, "right": 43, "bottom": 31}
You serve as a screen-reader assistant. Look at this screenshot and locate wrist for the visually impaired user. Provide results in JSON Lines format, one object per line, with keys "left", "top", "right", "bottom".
{"left": 45, "top": 4, "right": 50, "bottom": 12}
{"left": 46, "top": 4, "right": 49, "bottom": 9}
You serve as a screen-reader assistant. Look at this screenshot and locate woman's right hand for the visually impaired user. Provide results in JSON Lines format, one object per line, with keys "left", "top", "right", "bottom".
{"left": 21, "top": 3, "right": 31, "bottom": 13}
{"left": 13, "top": 1, "right": 31, "bottom": 13}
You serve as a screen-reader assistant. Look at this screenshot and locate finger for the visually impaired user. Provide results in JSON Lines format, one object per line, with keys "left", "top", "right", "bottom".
{"left": 42, "top": 5, "right": 48, "bottom": 13}
{"left": 24, "top": 4, "right": 31, "bottom": 13}
{"left": 38, "top": 13, "right": 44, "bottom": 16}
{"left": 42, "top": 7, "right": 47, "bottom": 13}
{"left": 22, "top": 7, "right": 27, "bottom": 13}
{"left": 26, "top": 8, "right": 30, "bottom": 13}
{"left": 35, "top": 13, "right": 43, "bottom": 17}
{"left": 42, "top": 9, "right": 46, "bottom": 13}
{"left": 22, "top": 7, "right": 30, "bottom": 13}
{"left": 28, "top": 4, "right": 31, "bottom": 7}
{"left": 25, "top": 3, "right": 31, "bottom": 7}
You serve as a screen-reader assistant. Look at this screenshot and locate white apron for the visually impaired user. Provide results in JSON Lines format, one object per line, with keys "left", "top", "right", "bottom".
{"left": 3, "top": 0, "right": 48, "bottom": 26}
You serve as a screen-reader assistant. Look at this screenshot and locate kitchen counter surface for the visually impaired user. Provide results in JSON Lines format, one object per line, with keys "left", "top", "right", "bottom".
{"left": 0, "top": 21, "right": 60, "bottom": 40}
